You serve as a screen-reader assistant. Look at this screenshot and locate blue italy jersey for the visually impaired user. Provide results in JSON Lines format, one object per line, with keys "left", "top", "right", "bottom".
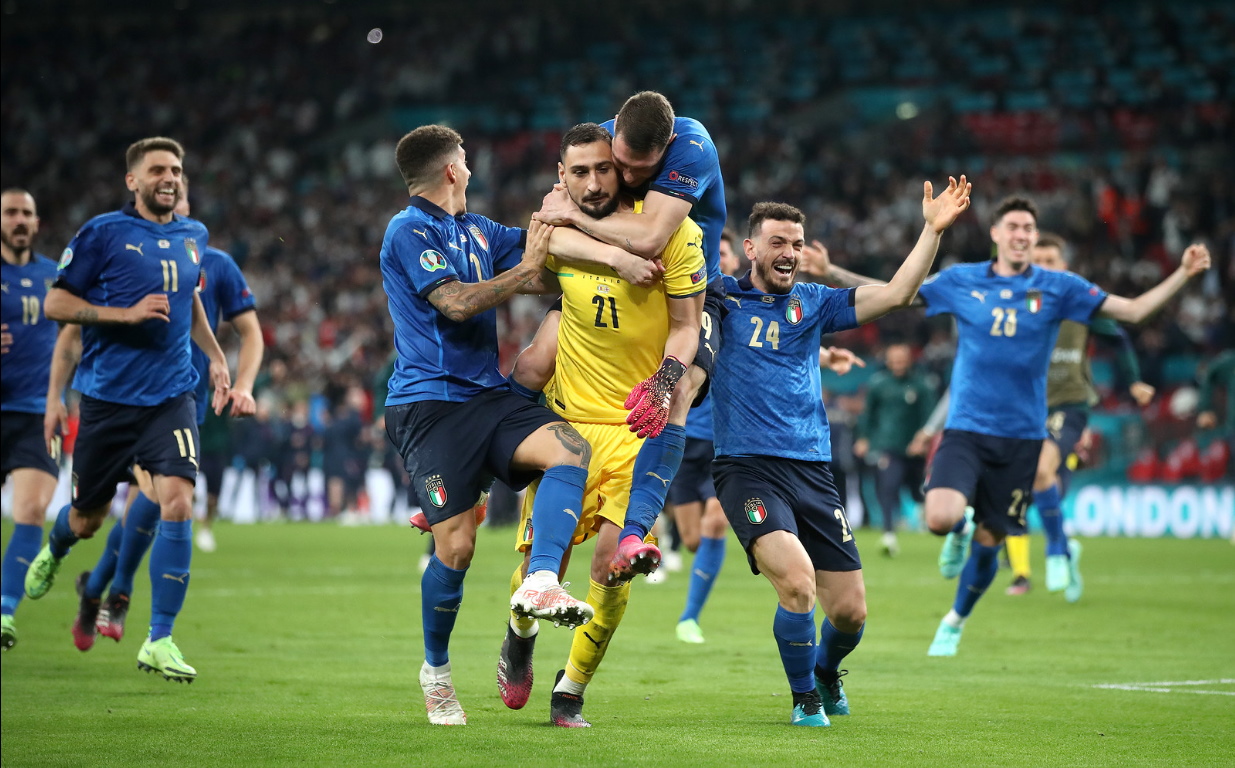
{"left": 917, "top": 262, "right": 1108, "bottom": 439}
{"left": 684, "top": 391, "right": 714, "bottom": 441}
{"left": 380, "top": 196, "right": 525, "bottom": 405}
{"left": 602, "top": 117, "right": 726, "bottom": 283}
{"left": 192, "top": 246, "right": 256, "bottom": 424}
{"left": 57, "top": 203, "right": 207, "bottom": 406}
{"left": 1, "top": 254, "right": 58, "bottom": 413}
{"left": 712, "top": 274, "right": 859, "bottom": 460}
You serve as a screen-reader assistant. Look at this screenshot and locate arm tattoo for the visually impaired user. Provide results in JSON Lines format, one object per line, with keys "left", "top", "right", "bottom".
{"left": 575, "top": 222, "right": 596, "bottom": 238}
{"left": 71, "top": 308, "right": 98, "bottom": 324}
{"left": 547, "top": 423, "right": 591, "bottom": 470}
{"left": 430, "top": 267, "right": 537, "bottom": 322}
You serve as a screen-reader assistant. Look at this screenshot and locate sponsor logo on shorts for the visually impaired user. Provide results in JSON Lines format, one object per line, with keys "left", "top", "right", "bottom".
{"left": 745, "top": 497, "right": 768, "bottom": 524}
{"left": 786, "top": 295, "right": 803, "bottom": 324}
{"left": 1026, "top": 289, "right": 1042, "bottom": 314}
{"left": 420, "top": 249, "right": 447, "bottom": 272}
{"left": 425, "top": 474, "right": 448, "bottom": 507}
{"left": 666, "top": 170, "right": 699, "bottom": 189}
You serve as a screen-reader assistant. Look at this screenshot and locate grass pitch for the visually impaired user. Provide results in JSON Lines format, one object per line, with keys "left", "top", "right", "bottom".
{"left": 2, "top": 521, "right": 1232, "bottom": 767}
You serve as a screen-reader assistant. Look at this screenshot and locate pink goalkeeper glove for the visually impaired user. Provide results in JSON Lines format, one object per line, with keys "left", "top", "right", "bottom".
{"left": 624, "top": 356, "right": 687, "bottom": 438}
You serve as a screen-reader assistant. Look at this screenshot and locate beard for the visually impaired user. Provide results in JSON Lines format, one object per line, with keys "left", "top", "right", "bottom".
{"left": 577, "top": 194, "right": 619, "bottom": 220}
{"left": 140, "top": 185, "right": 178, "bottom": 216}
{"left": 0, "top": 228, "right": 31, "bottom": 254}
{"left": 756, "top": 259, "right": 796, "bottom": 294}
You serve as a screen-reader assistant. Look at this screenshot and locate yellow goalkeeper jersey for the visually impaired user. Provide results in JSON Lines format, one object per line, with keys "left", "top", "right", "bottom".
{"left": 544, "top": 200, "right": 706, "bottom": 424}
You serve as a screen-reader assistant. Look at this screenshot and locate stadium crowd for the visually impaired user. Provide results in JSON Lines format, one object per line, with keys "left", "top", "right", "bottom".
{"left": 2, "top": 0, "right": 1230, "bottom": 518}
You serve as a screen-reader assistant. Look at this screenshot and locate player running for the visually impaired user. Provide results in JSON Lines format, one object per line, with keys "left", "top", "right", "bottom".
{"left": 0, "top": 189, "right": 59, "bottom": 651}
{"left": 68, "top": 176, "right": 263, "bottom": 651}
{"left": 498, "top": 123, "right": 704, "bottom": 727}
{"left": 520, "top": 92, "right": 727, "bottom": 582}
{"left": 379, "top": 125, "right": 598, "bottom": 726}
{"left": 920, "top": 197, "right": 1210, "bottom": 657}
{"left": 713, "top": 178, "right": 972, "bottom": 727}
{"left": 25, "top": 137, "right": 233, "bottom": 683}
{"left": 1001, "top": 232, "right": 1153, "bottom": 600}
{"left": 669, "top": 227, "right": 742, "bottom": 643}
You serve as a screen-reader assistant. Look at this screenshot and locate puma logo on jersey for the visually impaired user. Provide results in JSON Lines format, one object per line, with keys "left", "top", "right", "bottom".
{"left": 725, "top": 296, "right": 742, "bottom": 308}
{"left": 970, "top": 290, "right": 986, "bottom": 303}
{"left": 413, "top": 229, "right": 428, "bottom": 237}
{"left": 126, "top": 243, "right": 144, "bottom": 256}
{"left": 688, "top": 140, "right": 705, "bottom": 150}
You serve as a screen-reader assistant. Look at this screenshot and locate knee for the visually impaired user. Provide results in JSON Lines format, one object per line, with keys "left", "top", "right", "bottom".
{"left": 775, "top": 571, "right": 817, "bottom": 613}
{"left": 681, "top": 531, "right": 701, "bottom": 553}
{"left": 830, "top": 598, "right": 867, "bottom": 632}
{"left": 924, "top": 505, "right": 956, "bottom": 535}
{"left": 702, "top": 505, "right": 728, "bottom": 538}
{"left": 1034, "top": 466, "right": 1056, "bottom": 491}
{"left": 160, "top": 494, "right": 194, "bottom": 522}
{"left": 12, "top": 498, "right": 47, "bottom": 526}
{"left": 435, "top": 534, "right": 475, "bottom": 570}
{"left": 924, "top": 492, "right": 964, "bottom": 535}
{"left": 71, "top": 510, "right": 106, "bottom": 539}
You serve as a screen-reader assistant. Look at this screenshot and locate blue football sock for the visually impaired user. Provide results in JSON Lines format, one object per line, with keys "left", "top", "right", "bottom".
{"left": 1, "top": 523, "right": 43, "bottom": 615}
{"left": 950, "top": 515, "right": 969, "bottom": 534}
{"left": 815, "top": 618, "right": 864, "bottom": 676}
{"left": 421, "top": 555, "right": 466, "bottom": 666}
{"left": 84, "top": 522, "right": 124, "bottom": 599}
{"left": 1037, "top": 484, "right": 1068, "bottom": 557}
{"left": 506, "top": 376, "right": 542, "bottom": 403}
{"left": 527, "top": 465, "right": 587, "bottom": 575}
{"left": 679, "top": 535, "right": 725, "bottom": 623}
{"left": 953, "top": 540, "right": 1001, "bottom": 618}
{"left": 112, "top": 492, "right": 160, "bottom": 598}
{"left": 774, "top": 605, "right": 818, "bottom": 694}
{"left": 148, "top": 519, "right": 192, "bottom": 640}
{"left": 48, "top": 504, "right": 78, "bottom": 559}
{"left": 621, "top": 424, "right": 686, "bottom": 541}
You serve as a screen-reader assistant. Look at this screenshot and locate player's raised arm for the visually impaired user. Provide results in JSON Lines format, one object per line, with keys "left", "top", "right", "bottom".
{"left": 427, "top": 219, "right": 554, "bottom": 323}
{"left": 43, "top": 324, "right": 81, "bottom": 455}
{"left": 801, "top": 240, "right": 882, "bottom": 289}
{"left": 1096, "top": 243, "right": 1211, "bottom": 325}
{"left": 852, "top": 176, "right": 971, "bottom": 324}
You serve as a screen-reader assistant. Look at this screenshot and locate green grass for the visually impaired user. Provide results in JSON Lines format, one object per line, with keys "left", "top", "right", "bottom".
{"left": 2, "top": 522, "right": 1233, "bottom": 767}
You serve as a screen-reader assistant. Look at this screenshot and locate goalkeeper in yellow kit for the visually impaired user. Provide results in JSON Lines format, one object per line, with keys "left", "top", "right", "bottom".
{"left": 498, "top": 123, "right": 705, "bottom": 727}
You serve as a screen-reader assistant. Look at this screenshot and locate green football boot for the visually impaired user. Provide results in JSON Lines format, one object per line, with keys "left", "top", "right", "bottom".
{"left": 815, "top": 668, "right": 850, "bottom": 716}
{"left": 927, "top": 619, "right": 964, "bottom": 657}
{"left": 938, "top": 508, "right": 975, "bottom": 579}
{"left": 676, "top": 618, "right": 705, "bottom": 644}
{"left": 790, "top": 689, "right": 830, "bottom": 727}
{"left": 1064, "top": 539, "right": 1084, "bottom": 604}
{"left": 137, "top": 636, "right": 197, "bottom": 683}
{"left": 24, "top": 545, "right": 63, "bottom": 599}
{"left": 1, "top": 614, "right": 16, "bottom": 651}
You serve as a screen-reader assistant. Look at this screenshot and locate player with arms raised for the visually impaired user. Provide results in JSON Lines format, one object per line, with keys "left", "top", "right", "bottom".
{"left": 24, "top": 138, "right": 232, "bottom": 683}
{"left": 0, "top": 189, "right": 59, "bottom": 651}
{"left": 920, "top": 197, "right": 1210, "bottom": 656}
{"left": 713, "top": 177, "right": 972, "bottom": 727}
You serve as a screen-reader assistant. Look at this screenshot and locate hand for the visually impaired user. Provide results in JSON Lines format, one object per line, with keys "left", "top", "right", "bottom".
{"left": 801, "top": 240, "right": 832, "bottom": 278}
{"left": 126, "top": 293, "right": 171, "bottom": 324}
{"left": 853, "top": 438, "right": 869, "bottom": 459}
{"left": 209, "top": 359, "right": 232, "bottom": 416}
{"left": 624, "top": 356, "right": 687, "bottom": 438}
{"left": 228, "top": 388, "right": 257, "bottom": 418}
{"left": 522, "top": 219, "right": 554, "bottom": 270}
{"left": 1197, "top": 411, "right": 1218, "bottom": 430}
{"left": 906, "top": 429, "right": 932, "bottom": 457}
{"left": 823, "top": 346, "right": 865, "bottom": 376}
{"left": 1, "top": 323, "right": 10, "bottom": 354}
{"left": 1129, "top": 381, "right": 1155, "bottom": 407}
{"left": 532, "top": 184, "right": 579, "bottom": 227}
{"left": 44, "top": 400, "right": 68, "bottom": 457}
{"left": 612, "top": 251, "right": 663, "bottom": 287}
{"left": 1180, "top": 243, "right": 1211, "bottom": 278}
{"left": 922, "top": 175, "right": 972, "bottom": 234}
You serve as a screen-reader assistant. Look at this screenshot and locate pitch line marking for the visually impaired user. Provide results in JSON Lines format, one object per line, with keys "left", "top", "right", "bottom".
{"left": 1093, "top": 679, "right": 1235, "bottom": 696}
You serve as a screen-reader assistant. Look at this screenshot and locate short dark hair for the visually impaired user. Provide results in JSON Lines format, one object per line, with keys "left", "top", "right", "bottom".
{"left": 126, "top": 137, "right": 184, "bottom": 171}
{"left": 614, "top": 91, "right": 675, "bottom": 154}
{"left": 1035, "top": 231, "right": 1066, "bottom": 252}
{"left": 748, "top": 202, "right": 805, "bottom": 239}
{"left": 559, "top": 122, "right": 612, "bottom": 160}
{"left": 1, "top": 187, "right": 33, "bottom": 200}
{"left": 721, "top": 226, "right": 737, "bottom": 246}
{"left": 992, "top": 195, "right": 1038, "bottom": 226}
{"left": 395, "top": 125, "right": 463, "bottom": 190}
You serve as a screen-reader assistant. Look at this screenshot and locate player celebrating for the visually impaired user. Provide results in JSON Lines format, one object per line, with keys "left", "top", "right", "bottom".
{"left": 69, "top": 176, "right": 263, "bottom": 651}
{"left": 499, "top": 123, "right": 704, "bottom": 727}
{"left": 24, "top": 137, "right": 232, "bottom": 684}
{"left": 379, "top": 125, "right": 595, "bottom": 726}
{"left": 921, "top": 197, "right": 1210, "bottom": 657}
{"left": 1001, "top": 232, "right": 1153, "bottom": 600}
{"left": 522, "top": 91, "right": 727, "bottom": 582}
{"left": 669, "top": 227, "right": 742, "bottom": 644}
{"left": 0, "top": 189, "right": 59, "bottom": 651}
{"left": 713, "top": 178, "right": 972, "bottom": 727}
